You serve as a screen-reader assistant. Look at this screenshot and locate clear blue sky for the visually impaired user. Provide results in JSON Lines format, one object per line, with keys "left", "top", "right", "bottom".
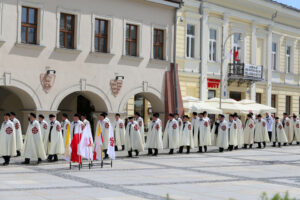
{"left": 274, "top": 0, "right": 300, "bottom": 9}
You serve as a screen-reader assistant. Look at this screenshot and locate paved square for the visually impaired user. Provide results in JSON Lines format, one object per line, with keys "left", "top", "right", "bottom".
{"left": 1, "top": 146, "right": 300, "bottom": 200}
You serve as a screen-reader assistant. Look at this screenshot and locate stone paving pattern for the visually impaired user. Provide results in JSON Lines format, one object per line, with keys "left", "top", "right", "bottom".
{"left": 0, "top": 146, "right": 300, "bottom": 200}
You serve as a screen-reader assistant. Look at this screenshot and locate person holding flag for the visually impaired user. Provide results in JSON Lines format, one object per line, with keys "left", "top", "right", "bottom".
{"left": 63, "top": 115, "right": 72, "bottom": 162}
{"left": 93, "top": 114, "right": 104, "bottom": 161}
{"left": 125, "top": 116, "right": 144, "bottom": 157}
{"left": 61, "top": 113, "right": 71, "bottom": 145}
{"left": 70, "top": 114, "right": 84, "bottom": 164}
{"left": 95, "top": 113, "right": 110, "bottom": 159}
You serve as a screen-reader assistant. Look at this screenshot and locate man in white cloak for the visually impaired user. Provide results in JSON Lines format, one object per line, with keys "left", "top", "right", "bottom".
{"left": 146, "top": 113, "right": 163, "bottom": 156}
{"left": 282, "top": 113, "right": 292, "bottom": 145}
{"left": 61, "top": 113, "right": 71, "bottom": 146}
{"left": 254, "top": 114, "right": 269, "bottom": 148}
{"left": 228, "top": 114, "right": 238, "bottom": 151}
{"left": 291, "top": 115, "right": 300, "bottom": 145}
{"left": 243, "top": 114, "right": 255, "bottom": 149}
{"left": 113, "top": 113, "right": 126, "bottom": 151}
{"left": 163, "top": 114, "right": 179, "bottom": 154}
{"left": 216, "top": 114, "right": 228, "bottom": 152}
{"left": 10, "top": 112, "right": 23, "bottom": 156}
{"left": 135, "top": 112, "right": 145, "bottom": 145}
{"left": 95, "top": 113, "right": 110, "bottom": 159}
{"left": 178, "top": 115, "right": 194, "bottom": 154}
{"left": 272, "top": 117, "right": 288, "bottom": 147}
{"left": 125, "top": 116, "right": 144, "bottom": 157}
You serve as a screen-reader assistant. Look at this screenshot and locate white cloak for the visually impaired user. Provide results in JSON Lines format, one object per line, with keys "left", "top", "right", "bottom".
{"left": 176, "top": 117, "right": 183, "bottom": 132}
{"left": 136, "top": 117, "right": 145, "bottom": 145}
{"left": 216, "top": 120, "right": 229, "bottom": 149}
{"left": 292, "top": 119, "right": 300, "bottom": 142}
{"left": 244, "top": 118, "right": 255, "bottom": 145}
{"left": 146, "top": 119, "right": 163, "bottom": 150}
{"left": 236, "top": 118, "right": 244, "bottom": 147}
{"left": 45, "top": 120, "right": 65, "bottom": 155}
{"left": 211, "top": 121, "right": 220, "bottom": 146}
{"left": 23, "top": 120, "right": 46, "bottom": 160}
{"left": 254, "top": 119, "right": 269, "bottom": 143}
{"left": 95, "top": 119, "right": 110, "bottom": 150}
{"left": 228, "top": 120, "right": 238, "bottom": 146}
{"left": 40, "top": 120, "right": 49, "bottom": 149}
{"left": 125, "top": 121, "right": 144, "bottom": 152}
{"left": 282, "top": 118, "right": 293, "bottom": 143}
{"left": 113, "top": 118, "right": 126, "bottom": 148}
{"left": 0, "top": 120, "right": 17, "bottom": 157}
{"left": 179, "top": 121, "right": 194, "bottom": 148}
{"left": 163, "top": 119, "right": 179, "bottom": 149}
{"left": 271, "top": 122, "right": 288, "bottom": 143}
{"left": 61, "top": 119, "right": 71, "bottom": 146}
{"left": 11, "top": 118, "right": 23, "bottom": 152}
{"left": 194, "top": 119, "right": 211, "bottom": 147}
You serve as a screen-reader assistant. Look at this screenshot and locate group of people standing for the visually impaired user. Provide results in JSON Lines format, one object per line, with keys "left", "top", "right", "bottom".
{"left": 1, "top": 110, "right": 300, "bottom": 166}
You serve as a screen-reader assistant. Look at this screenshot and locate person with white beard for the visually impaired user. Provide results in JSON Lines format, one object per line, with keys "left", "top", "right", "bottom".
{"left": 228, "top": 114, "right": 238, "bottom": 151}
{"left": 178, "top": 115, "right": 194, "bottom": 154}
{"left": 282, "top": 113, "right": 292, "bottom": 145}
{"left": 291, "top": 115, "right": 300, "bottom": 145}
{"left": 233, "top": 113, "right": 243, "bottom": 149}
{"left": 113, "top": 113, "right": 126, "bottom": 151}
{"left": 23, "top": 113, "right": 46, "bottom": 164}
{"left": 125, "top": 116, "right": 144, "bottom": 157}
{"left": 163, "top": 114, "right": 179, "bottom": 154}
{"left": 254, "top": 114, "right": 269, "bottom": 148}
{"left": 194, "top": 113, "right": 210, "bottom": 153}
{"left": 0, "top": 113, "right": 16, "bottom": 165}
{"left": 135, "top": 112, "right": 145, "bottom": 145}
{"left": 9, "top": 112, "right": 23, "bottom": 157}
{"left": 95, "top": 113, "right": 110, "bottom": 159}
{"left": 61, "top": 113, "right": 71, "bottom": 146}
{"left": 45, "top": 114, "right": 64, "bottom": 162}
{"left": 243, "top": 114, "right": 255, "bottom": 149}
{"left": 146, "top": 113, "right": 163, "bottom": 156}
{"left": 272, "top": 117, "right": 288, "bottom": 147}
{"left": 216, "top": 114, "right": 228, "bottom": 152}
{"left": 38, "top": 114, "right": 49, "bottom": 148}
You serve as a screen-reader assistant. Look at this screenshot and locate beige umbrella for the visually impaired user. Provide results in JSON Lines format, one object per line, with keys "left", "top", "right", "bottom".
{"left": 238, "top": 99, "right": 276, "bottom": 114}
{"left": 206, "top": 98, "right": 246, "bottom": 114}
{"left": 183, "top": 96, "right": 222, "bottom": 114}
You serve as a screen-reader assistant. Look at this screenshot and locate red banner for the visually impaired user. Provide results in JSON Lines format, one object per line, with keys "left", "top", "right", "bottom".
{"left": 207, "top": 79, "right": 220, "bottom": 88}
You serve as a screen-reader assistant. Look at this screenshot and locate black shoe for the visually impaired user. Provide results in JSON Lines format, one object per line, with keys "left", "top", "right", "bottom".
{"left": 243, "top": 144, "right": 247, "bottom": 149}
{"left": 228, "top": 145, "right": 233, "bottom": 151}
{"left": 53, "top": 155, "right": 58, "bottom": 162}
{"left": 135, "top": 150, "right": 139, "bottom": 156}
{"left": 122, "top": 145, "right": 125, "bottom": 151}
{"left": 47, "top": 155, "right": 53, "bottom": 162}
{"left": 257, "top": 143, "right": 262, "bottom": 149}
{"left": 22, "top": 158, "right": 30, "bottom": 164}
{"left": 128, "top": 151, "right": 133, "bottom": 157}
{"left": 263, "top": 142, "right": 266, "bottom": 148}
{"left": 278, "top": 143, "right": 281, "bottom": 148}
{"left": 219, "top": 148, "right": 224, "bottom": 152}
{"left": 283, "top": 143, "right": 287, "bottom": 146}
{"left": 198, "top": 147, "right": 203, "bottom": 153}
{"left": 115, "top": 146, "right": 118, "bottom": 151}
{"left": 148, "top": 149, "right": 153, "bottom": 155}
{"left": 37, "top": 158, "right": 42, "bottom": 164}
{"left": 204, "top": 146, "right": 207, "bottom": 152}
{"left": 169, "top": 149, "right": 174, "bottom": 154}
{"left": 16, "top": 151, "right": 21, "bottom": 157}
{"left": 187, "top": 146, "right": 190, "bottom": 154}
{"left": 249, "top": 144, "right": 253, "bottom": 149}
{"left": 234, "top": 146, "right": 238, "bottom": 150}
{"left": 178, "top": 146, "right": 183, "bottom": 154}
{"left": 153, "top": 149, "right": 158, "bottom": 156}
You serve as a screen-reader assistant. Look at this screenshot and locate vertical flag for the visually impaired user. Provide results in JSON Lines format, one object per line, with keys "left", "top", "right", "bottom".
{"left": 107, "top": 123, "right": 115, "bottom": 160}
{"left": 79, "top": 124, "right": 93, "bottom": 160}
{"left": 93, "top": 123, "right": 103, "bottom": 160}
{"left": 64, "top": 124, "right": 71, "bottom": 161}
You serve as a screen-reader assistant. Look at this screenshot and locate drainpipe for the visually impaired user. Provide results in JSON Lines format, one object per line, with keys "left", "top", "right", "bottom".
{"left": 173, "top": 2, "right": 182, "bottom": 114}
{"left": 199, "top": 1, "right": 203, "bottom": 78}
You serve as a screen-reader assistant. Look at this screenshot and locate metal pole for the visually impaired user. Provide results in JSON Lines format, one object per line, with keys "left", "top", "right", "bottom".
{"left": 219, "top": 27, "right": 224, "bottom": 109}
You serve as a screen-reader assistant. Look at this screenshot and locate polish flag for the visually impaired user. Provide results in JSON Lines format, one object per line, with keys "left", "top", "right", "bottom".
{"left": 234, "top": 49, "right": 240, "bottom": 62}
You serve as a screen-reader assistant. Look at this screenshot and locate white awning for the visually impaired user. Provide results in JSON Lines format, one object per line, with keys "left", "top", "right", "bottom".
{"left": 183, "top": 96, "right": 222, "bottom": 114}
{"left": 206, "top": 98, "right": 246, "bottom": 114}
{"left": 238, "top": 99, "right": 276, "bottom": 114}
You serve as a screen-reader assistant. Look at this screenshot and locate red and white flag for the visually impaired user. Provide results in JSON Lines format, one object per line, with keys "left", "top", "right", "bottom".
{"left": 79, "top": 124, "right": 93, "bottom": 160}
{"left": 107, "top": 123, "right": 115, "bottom": 160}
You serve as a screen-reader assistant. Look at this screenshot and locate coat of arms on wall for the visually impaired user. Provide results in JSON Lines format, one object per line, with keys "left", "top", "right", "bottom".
{"left": 40, "top": 73, "right": 56, "bottom": 93}
{"left": 110, "top": 79, "right": 123, "bottom": 97}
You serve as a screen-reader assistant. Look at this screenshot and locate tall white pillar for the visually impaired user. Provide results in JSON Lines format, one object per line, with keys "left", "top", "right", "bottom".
{"left": 221, "top": 14, "right": 229, "bottom": 99}
{"left": 250, "top": 21, "right": 257, "bottom": 101}
{"left": 200, "top": 10, "right": 209, "bottom": 101}
{"left": 266, "top": 25, "right": 273, "bottom": 106}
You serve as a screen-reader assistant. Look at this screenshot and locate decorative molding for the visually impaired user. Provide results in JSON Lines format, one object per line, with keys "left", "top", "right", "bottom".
{"left": 143, "top": 81, "right": 148, "bottom": 92}
{"left": 4, "top": 72, "right": 11, "bottom": 85}
{"left": 80, "top": 79, "right": 86, "bottom": 91}
{"left": 40, "top": 73, "right": 55, "bottom": 93}
{"left": 110, "top": 79, "right": 123, "bottom": 97}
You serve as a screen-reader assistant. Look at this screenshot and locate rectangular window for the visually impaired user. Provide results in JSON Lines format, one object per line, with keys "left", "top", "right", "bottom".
{"left": 153, "top": 29, "right": 164, "bottom": 60}
{"left": 208, "top": 90, "right": 216, "bottom": 99}
{"left": 230, "top": 91, "right": 242, "bottom": 101}
{"left": 209, "top": 29, "right": 217, "bottom": 62}
{"left": 286, "top": 96, "right": 291, "bottom": 115}
{"left": 60, "top": 13, "right": 75, "bottom": 49}
{"left": 126, "top": 24, "right": 138, "bottom": 56}
{"left": 256, "top": 93, "right": 262, "bottom": 104}
{"left": 286, "top": 46, "right": 291, "bottom": 73}
{"left": 21, "top": 6, "right": 38, "bottom": 44}
{"left": 271, "top": 94, "right": 276, "bottom": 108}
{"left": 186, "top": 24, "right": 195, "bottom": 58}
{"left": 94, "top": 19, "right": 108, "bottom": 53}
{"left": 272, "top": 43, "right": 277, "bottom": 70}
{"left": 233, "top": 33, "right": 242, "bottom": 63}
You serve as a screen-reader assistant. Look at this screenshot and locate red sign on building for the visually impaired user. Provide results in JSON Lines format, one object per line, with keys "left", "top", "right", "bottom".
{"left": 207, "top": 79, "right": 220, "bottom": 88}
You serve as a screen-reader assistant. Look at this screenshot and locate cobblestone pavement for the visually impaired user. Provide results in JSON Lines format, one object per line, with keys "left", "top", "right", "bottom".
{"left": 1, "top": 145, "right": 300, "bottom": 200}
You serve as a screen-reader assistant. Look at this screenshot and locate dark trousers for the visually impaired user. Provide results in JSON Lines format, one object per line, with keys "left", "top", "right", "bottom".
{"left": 2, "top": 156, "right": 10, "bottom": 165}
{"left": 268, "top": 131, "right": 272, "bottom": 141}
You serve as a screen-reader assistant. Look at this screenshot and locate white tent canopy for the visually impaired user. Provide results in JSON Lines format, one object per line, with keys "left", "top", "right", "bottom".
{"left": 238, "top": 99, "right": 276, "bottom": 114}
{"left": 206, "top": 98, "right": 246, "bottom": 114}
{"left": 183, "top": 96, "right": 222, "bottom": 114}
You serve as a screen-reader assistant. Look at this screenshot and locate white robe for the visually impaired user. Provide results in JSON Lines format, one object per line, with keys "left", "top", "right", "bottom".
{"left": 125, "top": 121, "right": 144, "bottom": 152}
{"left": 179, "top": 121, "right": 194, "bottom": 148}
{"left": 176, "top": 117, "right": 183, "bottom": 132}
{"left": 45, "top": 120, "right": 65, "bottom": 155}
{"left": 216, "top": 120, "right": 228, "bottom": 149}
{"left": 192, "top": 116, "right": 199, "bottom": 138}
{"left": 40, "top": 120, "right": 49, "bottom": 149}
{"left": 194, "top": 119, "right": 211, "bottom": 147}
{"left": 211, "top": 120, "right": 220, "bottom": 146}
{"left": 146, "top": 119, "right": 163, "bottom": 150}
{"left": 282, "top": 118, "right": 293, "bottom": 143}
{"left": 228, "top": 120, "right": 238, "bottom": 146}
{"left": 271, "top": 122, "right": 288, "bottom": 143}
{"left": 11, "top": 118, "right": 23, "bottom": 152}
{"left": 113, "top": 119, "right": 126, "bottom": 148}
{"left": 244, "top": 118, "right": 255, "bottom": 145}
{"left": 292, "top": 119, "right": 300, "bottom": 142}
{"left": 136, "top": 117, "right": 145, "bottom": 145}
{"left": 61, "top": 119, "right": 71, "bottom": 146}
{"left": 163, "top": 119, "right": 179, "bottom": 149}
{"left": 236, "top": 118, "right": 244, "bottom": 147}
{"left": 94, "top": 119, "right": 110, "bottom": 150}
{"left": 23, "top": 120, "right": 46, "bottom": 160}
{"left": 0, "top": 120, "right": 17, "bottom": 157}
{"left": 254, "top": 119, "right": 269, "bottom": 143}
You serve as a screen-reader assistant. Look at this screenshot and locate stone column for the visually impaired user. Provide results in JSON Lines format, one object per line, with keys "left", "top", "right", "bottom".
{"left": 222, "top": 14, "right": 229, "bottom": 99}
{"left": 250, "top": 21, "right": 257, "bottom": 101}
{"left": 266, "top": 25, "right": 273, "bottom": 106}
{"left": 200, "top": 9, "right": 209, "bottom": 101}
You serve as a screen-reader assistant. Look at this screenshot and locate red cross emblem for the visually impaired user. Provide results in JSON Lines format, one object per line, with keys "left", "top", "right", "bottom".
{"left": 6, "top": 127, "right": 13, "bottom": 135}
{"left": 139, "top": 121, "right": 142, "bottom": 127}
{"left": 204, "top": 121, "right": 208, "bottom": 127}
{"left": 296, "top": 124, "right": 300, "bottom": 128}
{"left": 32, "top": 127, "right": 38, "bottom": 134}
{"left": 119, "top": 123, "right": 124, "bottom": 128}
{"left": 221, "top": 125, "right": 226, "bottom": 131}
{"left": 262, "top": 122, "right": 266, "bottom": 127}
{"left": 134, "top": 125, "right": 139, "bottom": 131}
{"left": 188, "top": 124, "right": 192, "bottom": 130}
{"left": 286, "top": 122, "right": 290, "bottom": 127}
{"left": 155, "top": 124, "right": 160, "bottom": 131}
{"left": 105, "top": 123, "right": 109, "bottom": 129}
{"left": 179, "top": 121, "right": 182, "bottom": 127}
{"left": 81, "top": 124, "right": 85, "bottom": 131}
{"left": 15, "top": 123, "right": 19, "bottom": 130}
{"left": 56, "top": 125, "right": 61, "bottom": 132}
{"left": 234, "top": 124, "right": 237, "bottom": 129}
{"left": 172, "top": 123, "right": 177, "bottom": 129}
{"left": 110, "top": 137, "right": 114, "bottom": 147}
{"left": 43, "top": 124, "right": 47, "bottom": 129}
{"left": 278, "top": 125, "right": 282, "bottom": 130}
{"left": 249, "top": 124, "right": 253, "bottom": 129}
